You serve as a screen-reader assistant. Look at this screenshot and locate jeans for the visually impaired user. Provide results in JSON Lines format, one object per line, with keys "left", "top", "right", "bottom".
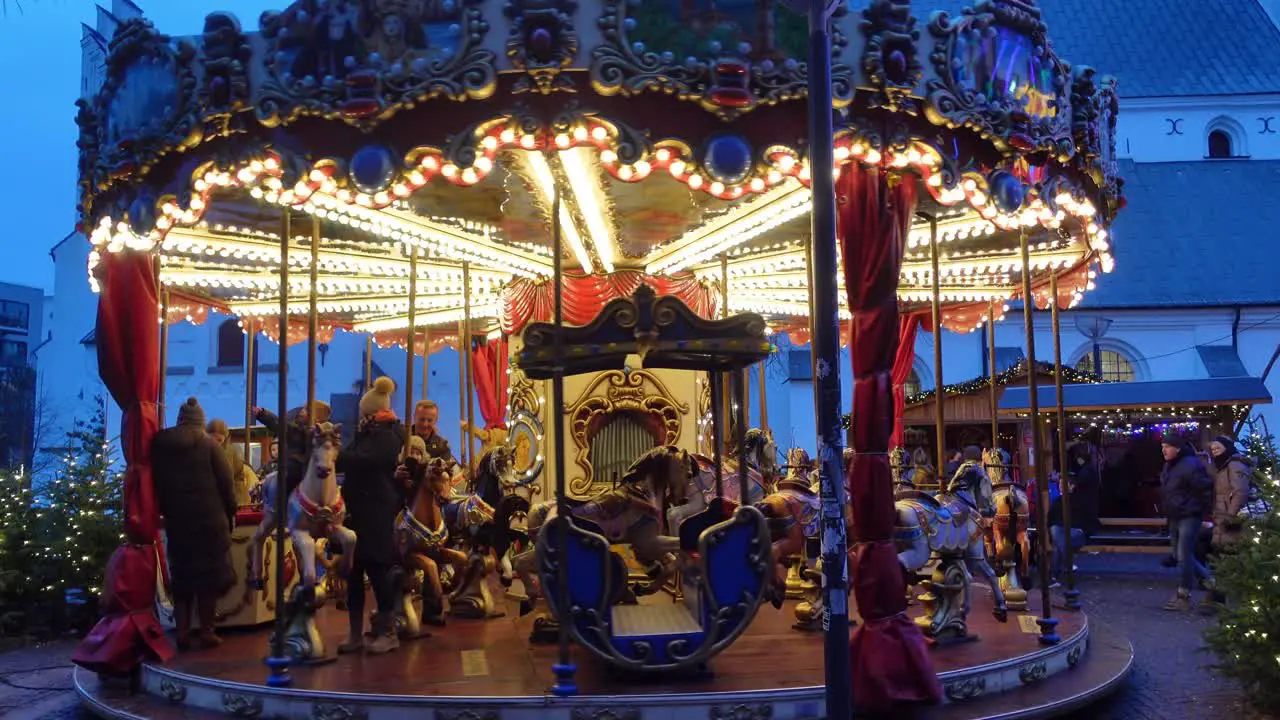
{"left": 1049, "top": 525, "right": 1086, "bottom": 579}
{"left": 1170, "top": 516, "right": 1210, "bottom": 592}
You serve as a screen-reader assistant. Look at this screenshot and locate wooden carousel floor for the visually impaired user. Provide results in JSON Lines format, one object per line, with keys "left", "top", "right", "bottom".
{"left": 160, "top": 588, "right": 1085, "bottom": 698}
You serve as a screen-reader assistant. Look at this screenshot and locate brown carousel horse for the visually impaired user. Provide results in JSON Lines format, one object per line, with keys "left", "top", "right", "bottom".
{"left": 984, "top": 447, "right": 1030, "bottom": 610}
{"left": 512, "top": 445, "right": 698, "bottom": 642}
{"left": 393, "top": 456, "right": 470, "bottom": 631}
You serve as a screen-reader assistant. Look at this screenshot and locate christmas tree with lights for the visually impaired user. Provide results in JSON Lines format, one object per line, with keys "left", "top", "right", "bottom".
{"left": 1205, "top": 429, "right": 1280, "bottom": 712}
{"left": 0, "top": 465, "right": 37, "bottom": 635}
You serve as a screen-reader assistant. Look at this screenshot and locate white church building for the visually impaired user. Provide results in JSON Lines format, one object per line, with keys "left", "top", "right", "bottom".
{"left": 38, "top": 0, "right": 1280, "bottom": 464}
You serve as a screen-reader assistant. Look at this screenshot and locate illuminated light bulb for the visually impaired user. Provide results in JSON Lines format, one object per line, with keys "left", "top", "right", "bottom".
{"left": 475, "top": 156, "right": 494, "bottom": 173}
{"left": 687, "top": 174, "right": 704, "bottom": 190}
{"left": 864, "top": 149, "right": 881, "bottom": 165}
{"left": 249, "top": 187, "right": 265, "bottom": 199}
{"left": 572, "top": 126, "right": 588, "bottom": 142}
{"left": 498, "top": 128, "right": 516, "bottom": 145}
{"left": 520, "top": 134, "right": 537, "bottom": 150}
{"left": 832, "top": 167, "right": 841, "bottom": 181}
{"left": 834, "top": 146, "right": 850, "bottom": 161}
{"left": 669, "top": 159, "right": 686, "bottom": 176}
{"left": 749, "top": 177, "right": 765, "bottom": 192}
{"left": 618, "top": 165, "right": 634, "bottom": 180}
{"left": 851, "top": 143, "right": 866, "bottom": 156}
{"left": 481, "top": 135, "right": 499, "bottom": 151}
{"left": 309, "top": 169, "right": 326, "bottom": 183}
{"left": 590, "top": 126, "right": 608, "bottom": 141}
{"left": 907, "top": 149, "right": 922, "bottom": 164}
{"left": 656, "top": 148, "right": 671, "bottom": 163}
{"left": 709, "top": 181, "right": 725, "bottom": 195}
{"left": 778, "top": 155, "right": 797, "bottom": 171}
{"left": 891, "top": 154, "right": 909, "bottom": 167}
{"left": 798, "top": 166, "right": 811, "bottom": 181}
{"left": 442, "top": 164, "right": 458, "bottom": 178}
{"left": 633, "top": 160, "right": 651, "bottom": 177}
{"left": 600, "top": 149, "right": 618, "bottom": 164}
{"left": 555, "top": 133, "right": 570, "bottom": 148}
{"left": 767, "top": 169, "right": 783, "bottom": 184}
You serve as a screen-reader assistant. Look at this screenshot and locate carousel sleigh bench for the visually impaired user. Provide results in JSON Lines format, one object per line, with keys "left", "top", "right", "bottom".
{"left": 539, "top": 505, "right": 771, "bottom": 673}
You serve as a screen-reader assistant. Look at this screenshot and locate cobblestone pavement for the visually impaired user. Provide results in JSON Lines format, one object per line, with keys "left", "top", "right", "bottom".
{"left": 0, "top": 553, "right": 1270, "bottom": 719}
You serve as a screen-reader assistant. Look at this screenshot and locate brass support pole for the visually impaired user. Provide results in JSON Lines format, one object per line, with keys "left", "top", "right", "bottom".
{"left": 158, "top": 289, "right": 169, "bottom": 417}
{"left": 548, "top": 175, "right": 576, "bottom": 697}
{"left": 495, "top": 332, "right": 504, "bottom": 420}
{"left": 1050, "top": 273, "right": 1080, "bottom": 610}
{"left": 364, "top": 336, "right": 372, "bottom": 391}
{"left": 405, "top": 250, "right": 418, "bottom": 427}
{"left": 757, "top": 356, "right": 769, "bottom": 435}
{"left": 244, "top": 318, "right": 255, "bottom": 477}
{"left": 457, "top": 320, "right": 467, "bottom": 467}
{"left": 463, "top": 261, "right": 477, "bottom": 469}
{"left": 805, "top": 236, "right": 820, "bottom": 439}
{"left": 266, "top": 207, "right": 292, "bottom": 686}
{"left": 926, "top": 212, "right": 945, "bottom": 483}
{"left": 988, "top": 301, "right": 999, "bottom": 455}
{"left": 306, "top": 218, "right": 320, "bottom": 426}
{"left": 720, "top": 255, "right": 732, "bottom": 446}
{"left": 1019, "top": 230, "right": 1059, "bottom": 645}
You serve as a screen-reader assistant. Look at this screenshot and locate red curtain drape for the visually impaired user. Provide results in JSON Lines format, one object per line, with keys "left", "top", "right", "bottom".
{"left": 471, "top": 337, "right": 509, "bottom": 429}
{"left": 890, "top": 314, "right": 922, "bottom": 450}
{"left": 501, "top": 271, "right": 717, "bottom": 334}
{"left": 838, "top": 167, "right": 941, "bottom": 710}
{"left": 71, "top": 251, "right": 174, "bottom": 675}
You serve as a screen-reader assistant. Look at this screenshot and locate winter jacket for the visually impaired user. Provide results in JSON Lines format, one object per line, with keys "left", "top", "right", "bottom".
{"left": 1048, "top": 460, "right": 1101, "bottom": 535}
{"left": 254, "top": 408, "right": 310, "bottom": 494}
{"left": 337, "top": 411, "right": 406, "bottom": 565}
{"left": 1211, "top": 452, "right": 1255, "bottom": 549}
{"left": 1161, "top": 443, "right": 1214, "bottom": 520}
{"left": 152, "top": 425, "right": 237, "bottom": 596}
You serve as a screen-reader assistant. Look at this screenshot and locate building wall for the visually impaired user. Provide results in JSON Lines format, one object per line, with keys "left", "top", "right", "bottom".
{"left": 0, "top": 281, "right": 47, "bottom": 468}
{"left": 1116, "top": 97, "right": 1280, "bottom": 163}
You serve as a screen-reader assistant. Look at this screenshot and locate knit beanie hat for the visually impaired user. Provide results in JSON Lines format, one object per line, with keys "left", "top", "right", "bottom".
{"left": 1160, "top": 431, "right": 1182, "bottom": 447}
{"left": 360, "top": 376, "right": 396, "bottom": 417}
{"left": 178, "top": 397, "right": 205, "bottom": 428}
{"left": 309, "top": 400, "right": 332, "bottom": 424}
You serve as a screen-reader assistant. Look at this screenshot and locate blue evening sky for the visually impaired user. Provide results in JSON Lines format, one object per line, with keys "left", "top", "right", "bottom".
{"left": 0, "top": 0, "right": 275, "bottom": 292}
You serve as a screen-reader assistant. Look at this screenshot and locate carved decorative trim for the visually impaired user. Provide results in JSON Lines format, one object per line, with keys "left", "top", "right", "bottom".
{"left": 860, "top": 1, "right": 921, "bottom": 114}
{"left": 504, "top": 0, "right": 579, "bottom": 94}
{"left": 1067, "top": 642, "right": 1083, "bottom": 668}
{"left": 570, "top": 710, "right": 640, "bottom": 720}
{"left": 923, "top": 0, "right": 1070, "bottom": 156}
{"left": 566, "top": 369, "right": 687, "bottom": 496}
{"left": 198, "top": 12, "right": 252, "bottom": 134}
{"left": 221, "top": 693, "right": 264, "bottom": 717}
{"left": 943, "top": 676, "right": 986, "bottom": 702}
{"left": 157, "top": 677, "right": 186, "bottom": 703}
{"left": 1018, "top": 660, "right": 1049, "bottom": 684}
{"left": 313, "top": 703, "right": 369, "bottom": 720}
{"left": 710, "top": 704, "right": 773, "bottom": 720}
{"left": 435, "top": 711, "right": 499, "bottom": 720}
{"left": 590, "top": 0, "right": 851, "bottom": 120}
{"left": 254, "top": 0, "right": 496, "bottom": 129}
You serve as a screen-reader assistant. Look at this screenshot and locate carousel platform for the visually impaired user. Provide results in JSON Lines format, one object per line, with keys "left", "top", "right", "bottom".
{"left": 75, "top": 589, "right": 1130, "bottom": 720}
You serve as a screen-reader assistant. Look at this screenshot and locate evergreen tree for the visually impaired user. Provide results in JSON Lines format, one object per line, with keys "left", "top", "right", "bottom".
{"left": 1205, "top": 430, "right": 1280, "bottom": 713}
{"left": 0, "top": 466, "right": 37, "bottom": 635}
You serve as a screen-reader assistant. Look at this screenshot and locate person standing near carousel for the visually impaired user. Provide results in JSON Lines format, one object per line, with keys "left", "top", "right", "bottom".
{"left": 252, "top": 400, "right": 332, "bottom": 494}
{"left": 206, "top": 418, "right": 259, "bottom": 506}
{"left": 336, "top": 377, "right": 405, "bottom": 654}
{"left": 151, "top": 398, "right": 237, "bottom": 650}
{"left": 410, "top": 399, "right": 455, "bottom": 464}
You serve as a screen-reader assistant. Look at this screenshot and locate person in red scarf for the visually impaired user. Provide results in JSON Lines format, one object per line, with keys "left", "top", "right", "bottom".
{"left": 336, "top": 377, "right": 405, "bottom": 654}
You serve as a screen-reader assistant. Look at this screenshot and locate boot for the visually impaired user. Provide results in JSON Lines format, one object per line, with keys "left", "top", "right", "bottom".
{"left": 1197, "top": 593, "right": 1219, "bottom": 616}
{"left": 366, "top": 632, "right": 400, "bottom": 655}
{"left": 1162, "top": 589, "right": 1191, "bottom": 611}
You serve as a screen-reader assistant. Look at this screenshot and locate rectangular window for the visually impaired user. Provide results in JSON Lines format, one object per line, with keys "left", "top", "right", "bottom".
{"left": 0, "top": 301, "right": 29, "bottom": 331}
{"left": 0, "top": 340, "right": 28, "bottom": 367}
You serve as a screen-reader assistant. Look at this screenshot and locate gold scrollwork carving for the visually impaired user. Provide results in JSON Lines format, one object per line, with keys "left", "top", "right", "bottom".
{"left": 566, "top": 370, "right": 688, "bottom": 496}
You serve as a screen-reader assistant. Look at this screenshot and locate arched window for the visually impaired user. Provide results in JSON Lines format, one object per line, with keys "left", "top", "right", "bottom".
{"left": 1205, "top": 116, "right": 1247, "bottom": 159}
{"left": 904, "top": 369, "right": 922, "bottom": 398}
{"left": 1208, "top": 130, "right": 1233, "bottom": 159}
{"left": 1075, "top": 349, "right": 1136, "bottom": 382}
{"left": 216, "top": 319, "right": 245, "bottom": 368}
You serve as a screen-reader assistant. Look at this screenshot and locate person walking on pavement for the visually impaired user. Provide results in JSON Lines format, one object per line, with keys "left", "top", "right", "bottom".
{"left": 1160, "top": 432, "right": 1215, "bottom": 611}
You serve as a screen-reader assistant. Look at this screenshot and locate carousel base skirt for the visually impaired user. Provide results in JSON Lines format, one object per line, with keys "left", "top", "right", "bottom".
{"left": 76, "top": 588, "right": 1131, "bottom": 720}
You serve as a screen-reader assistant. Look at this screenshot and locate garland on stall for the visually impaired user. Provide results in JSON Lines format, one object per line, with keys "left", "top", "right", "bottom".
{"left": 840, "top": 359, "right": 1105, "bottom": 429}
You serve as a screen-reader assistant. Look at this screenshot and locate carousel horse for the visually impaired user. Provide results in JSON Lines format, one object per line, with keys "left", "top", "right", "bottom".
{"left": 249, "top": 423, "right": 355, "bottom": 661}
{"left": 890, "top": 446, "right": 914, "bottom": 495}
{"left": 467, "top": 444, "right": 518, "bottom": 511}
{"left": 393, "top": 458, "right": 470, "bottom": 632}
{"left": 754, "top": 462, "right": 821, "bottom": 613}
{"left": 984, "top": 447, "right": 1030, "bottom": 610}
{"left": 726, "top": 428, "right": 779, "bottom": 499}
{"left": 512, "top": 445, "right": 697, "bottom": 643}
{"left": 666, "top": 428, "right": 774, "bottom": 532}
{"left": 894, "top": 453, "right": 1008, "bottom": 642}
{"left": 794, "top": 447, "right": 858, "bottom": 630}
{"left": 776, "top": 447, "right": 819, "bottom": 601}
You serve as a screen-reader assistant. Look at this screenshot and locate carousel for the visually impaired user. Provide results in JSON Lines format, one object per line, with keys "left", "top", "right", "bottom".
{"left": 71, "top": 1, "right": 1134, "bottom": 718}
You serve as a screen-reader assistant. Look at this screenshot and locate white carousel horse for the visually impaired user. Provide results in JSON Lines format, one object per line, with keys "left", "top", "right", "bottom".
{"left": 894, "top": 456, "right": 1008, "bottom": 641}
{"left": 249, "top": 423, "right": 355, "bottom": 661}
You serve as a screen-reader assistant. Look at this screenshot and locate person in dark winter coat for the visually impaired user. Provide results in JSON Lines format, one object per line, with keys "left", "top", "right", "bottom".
{"left": 152, "top": 398, "right": 237, "bottom": 650}
{"left": 336, "top": 377, "right": 405, "bottom": 655}
{"left": 1048, "top": 443, "right": 1102, "bottom": 583}
{"left": 1160, "top": 432, "right": 1215, "bottom": 611}
{"left": 252, "top": 401, "right": 332, "bottom": 494}
{"left": 1209, "top": 435, "right": 1254, "bottom": 551}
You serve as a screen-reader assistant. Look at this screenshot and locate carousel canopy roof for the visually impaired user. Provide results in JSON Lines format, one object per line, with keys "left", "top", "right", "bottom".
{"left": 77, "top": 0, "right": 1123, "bottom": 349}
{"left": 1077, "top": 159, "right": 1280, "bottom": 308}
{"left": 999, "top": 376, "right": 1272, "bottom": 414}
{"left": 928, "top": 0, "right": 1280, "bottom": 97}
